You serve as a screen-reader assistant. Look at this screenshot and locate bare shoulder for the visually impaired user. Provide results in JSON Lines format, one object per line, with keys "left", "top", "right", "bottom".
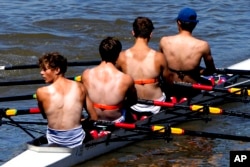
{"left": 75, "top": 80, "right": 86, "bottom": 91}
{"left": 159, "top": 36, "right": 175, "bottom": 50}
{"left": 117, "top": 51, "right": 126, "bottom": 62}
{"left": 36, "top": 86, "right": 48, "bottom": 100}
{"left": 116, "top": 50, "right": 127, "bottom": 69}
{"left": 154, "top": 50, "right": 167, "bottom": 64}
{"left": 160, "top": 35, "right": 174, "bottom": 43}
{"left": 81, "top": 68, "right": 90, "bottom": 81}
{"left": 195, "top": 37, "right": 210, "bottom": 47}
{"left": 155, "top": 50, "right": 165, "bottom": 58}
{"left": 123, "top": 73, "right": 134, "bottom": 85}
{"left": 196, "top": 39, "right": 211, "bottom": 54}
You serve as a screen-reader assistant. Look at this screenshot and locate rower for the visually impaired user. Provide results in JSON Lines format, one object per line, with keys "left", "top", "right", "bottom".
{"left": 36, "top": 52, "right": 97, "bottom": 148}
{"left": 81, "top": 37, "right": 137, "bottom": 124}
{"left": 159, "top": 7, "right": 216, "bottom": 101}
{"left": 116, "top": 17, "right": 169, "bottom": 120}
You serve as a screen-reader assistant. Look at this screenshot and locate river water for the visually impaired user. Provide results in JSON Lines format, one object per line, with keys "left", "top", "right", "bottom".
{"left": 0, "top": 0, "right": 249, "bottom": 166}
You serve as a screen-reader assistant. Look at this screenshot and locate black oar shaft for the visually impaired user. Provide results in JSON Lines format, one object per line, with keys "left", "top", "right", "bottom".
{"left": 0, "top": 94, "right": 36, "bottom": 102}
{"left": 0, "top": 79, "right": 45, "bottom": 86}
{"left": 216, "top": 68, "right": 250, "bottom": 75}
{"left": 0, "top": 60, "right": 100, "bottom": 70}
{"left": 0, "top": 64, "right": 38, "bottom": 70}
{"left": 182, "top": 129, "right": 250, "bottom": 142}
{"left": 222, "top": 110, "right": 250, "bottom": 118}
{"left": 0, "top": 76, "right": 79, "bottom": 86}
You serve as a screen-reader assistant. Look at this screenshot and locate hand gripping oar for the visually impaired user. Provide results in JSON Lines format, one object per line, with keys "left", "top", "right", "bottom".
{"left": 0, "top": 75, "right": 81, "bottom": 86}
{"left": 0, "top": 108, "right": 40, "bottom": 117}
{"left": 0, "top": 60, "right": 100, "bottom": 70}
{"left": 137, "top": 99, "right": 250, "bottom": 119}
{"left": 174, "top": 82, "right": 250, "bottom": 96}
{"left": 94, "top": 121, "right": 250, "bottom": 142}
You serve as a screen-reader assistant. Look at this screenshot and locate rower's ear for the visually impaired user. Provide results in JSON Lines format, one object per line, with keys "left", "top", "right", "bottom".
{"left": 55, "top": 67, "right": 61, "bottom": 75}
{"left": 177, "top": 20, "right": 181, "bottom": 25}
{"left": 132, "top": 30, "right": 135, "bottom": 37}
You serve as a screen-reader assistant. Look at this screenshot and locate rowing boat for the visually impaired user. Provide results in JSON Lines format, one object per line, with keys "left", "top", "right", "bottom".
{"left": 2, "top": 59, "right": 250, "bottom": 167}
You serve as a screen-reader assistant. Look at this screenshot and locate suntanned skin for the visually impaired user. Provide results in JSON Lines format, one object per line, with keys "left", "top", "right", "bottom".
{"left": 36, "top": 64, "right": 97, "bottom": 130}
{"left": 116, "top": 34, "right": 169, "bottom": 100}
{"left": 159, "top": 20, "right": 216, "bottom": 84}
{"left": 82, "top": 61, "right": 137, "bottom": 121}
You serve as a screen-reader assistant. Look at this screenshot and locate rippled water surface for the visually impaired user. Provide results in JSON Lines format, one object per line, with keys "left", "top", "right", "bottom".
{"left": 0, "top": 0, "right": 249, "bottom": 166}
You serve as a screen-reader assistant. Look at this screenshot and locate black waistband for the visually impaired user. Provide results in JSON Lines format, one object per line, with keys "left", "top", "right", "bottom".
{"left": 169, "top": 68, "right": 200, "bottom": 80}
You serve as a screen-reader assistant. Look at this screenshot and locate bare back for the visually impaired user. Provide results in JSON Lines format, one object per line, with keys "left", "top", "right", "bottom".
{"left": 82, "top": 62, "right": 135, "bottom": 121}
{"left": 36, "top": 78, "right": 85, "bottom": 130}
{"left": 117, "top": 47, "right": 167, "bottom": 100}
{"left": 160, "top": 34, "right": 215, "bottom": 83}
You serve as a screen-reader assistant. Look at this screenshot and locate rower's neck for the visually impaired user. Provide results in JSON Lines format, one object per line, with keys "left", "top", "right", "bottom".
{"left": 179, "top": 30, "right": 192, "bottom": 36}
{"left": 133, "top": 37, "right": 149, "bottom": 48}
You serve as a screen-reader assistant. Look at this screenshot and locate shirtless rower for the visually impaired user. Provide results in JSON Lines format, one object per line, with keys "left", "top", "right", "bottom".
{"left": 159, "top": 7, "right": 216, "bottom": 99}
{"left": 36, "top": 52, "right": 97, "bottom": 148}
{"left": 82, "top": 37, "right": 137, "bottom": 123}
{"left": 116, "top": 17, "right": 169, "bottom": 119}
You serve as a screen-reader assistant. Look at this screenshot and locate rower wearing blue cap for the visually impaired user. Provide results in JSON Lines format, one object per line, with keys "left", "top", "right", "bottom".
{"left": 159, "top": 7, "right": 216, "bottom": 101}
{"left": 176, "top": 7, "right": 199, "bottom": 23}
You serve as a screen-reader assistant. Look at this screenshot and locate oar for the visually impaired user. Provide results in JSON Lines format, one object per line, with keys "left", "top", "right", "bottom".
{"left": 216, "top": 68, "right": 250, "bottom": 75}
{"left": 137, "top": 99, "right": 250, "bottom": 118}
{"left": 0, "top": 75, "right": 81, "bottom": 86}
{"left": 2, "top": 120, "right": 47, "bottom": 125}
{"left": 171, "top": 127, "right": 250, "bottom": 142}
{"left": 0, "top": 94, "right": 37, "bottom": 102}
{"left": 0, "top": 60, "right": 100, "bottom": 70}
{"left": 1, "top": 108, "right": 40, "bottom": 116}
{"left": 174, "top": 82, "right": 250, "bottom": 96}
{"left": 95, "top": 121, "right": 250, "bottom": 142}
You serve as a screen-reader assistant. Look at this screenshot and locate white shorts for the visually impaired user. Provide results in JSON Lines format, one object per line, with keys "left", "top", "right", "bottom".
{"left": 47, "top": 125, "right": 85, "bottom": 148}
{"left": 131, "top": 93, "right": 166, "bottom": 114}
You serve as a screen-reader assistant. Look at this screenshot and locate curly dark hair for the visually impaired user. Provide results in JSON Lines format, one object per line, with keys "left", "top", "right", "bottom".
{"left": 38, "top": 52, "right": 67, "bottom": 74}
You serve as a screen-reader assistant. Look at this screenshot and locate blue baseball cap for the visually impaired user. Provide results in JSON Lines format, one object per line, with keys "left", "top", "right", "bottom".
{"left": 176, "top": 7, "right": 199, "bottom": 23}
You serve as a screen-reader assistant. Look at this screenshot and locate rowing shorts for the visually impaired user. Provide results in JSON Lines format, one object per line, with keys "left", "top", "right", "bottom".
{"left": 46, "top": 125, "right": 85, "bottom": 148}
{"left": 131, "top": 93, "right": 166, "bottom": 114}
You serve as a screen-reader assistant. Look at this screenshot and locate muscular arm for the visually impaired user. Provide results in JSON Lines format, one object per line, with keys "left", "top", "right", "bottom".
{"left": 159, "top": 37, "right": 164, "bottom": 53}
{"left": 124, "top": 76, "right": 137, "bottom": 106}
{"left": 85, "top": 95, "right": 98, "bottom": 121}
{"left": 81, "top": 69, "right": 98, "bottom": 121}
{"left": 201, "top": 42, "right": 216, "bottom": 75}
{"left": 115, "top": 52, "right": 125, "bottom": 71}
{"left": 36, "top": 88, "right": 47, "bottom": 119}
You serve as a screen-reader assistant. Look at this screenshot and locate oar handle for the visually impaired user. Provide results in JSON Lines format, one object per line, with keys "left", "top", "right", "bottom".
{"left": 137, "top": 99, "right": 175, "bottom": 107}
{"left": 94, "top": 120, "right": 165, "bottom": 132}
